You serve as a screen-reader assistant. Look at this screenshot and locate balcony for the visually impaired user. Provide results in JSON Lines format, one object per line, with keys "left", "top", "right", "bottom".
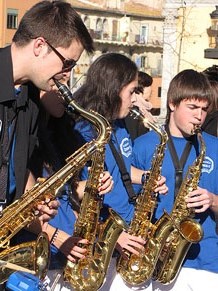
{"left": 135, "top": 34, "right": 147, "bottom": 44}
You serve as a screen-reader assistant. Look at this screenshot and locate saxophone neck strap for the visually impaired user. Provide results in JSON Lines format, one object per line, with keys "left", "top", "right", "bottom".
{"left": 165, "top": 125, "right": 193, "bottom": 197}
{"left": 109, "top": 140, "right": 136, "bottom": 204}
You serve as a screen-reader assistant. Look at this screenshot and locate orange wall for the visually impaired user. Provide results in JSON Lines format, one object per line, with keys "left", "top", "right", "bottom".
{"left": 0, "top": 0, "right": 38, "bottom": 46}
{"left": 151, "top": 77, "right": 161, "bottom": 109}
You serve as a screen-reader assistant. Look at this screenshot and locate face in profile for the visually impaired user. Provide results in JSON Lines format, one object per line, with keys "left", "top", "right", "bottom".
{"left": 142, "top": 86, "right": 152, "bottom": 101}
{"left": 118, "top": 79, "right": 138, "bottom": 119}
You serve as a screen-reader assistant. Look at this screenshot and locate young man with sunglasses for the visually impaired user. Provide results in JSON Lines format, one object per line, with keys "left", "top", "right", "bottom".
{"left": 0, "top": 1, "right": 94, "bottom": 285}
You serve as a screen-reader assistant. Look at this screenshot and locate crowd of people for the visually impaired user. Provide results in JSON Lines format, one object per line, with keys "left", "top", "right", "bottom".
{"left": 0, "top": 1, "right": 218, "bottom": 291}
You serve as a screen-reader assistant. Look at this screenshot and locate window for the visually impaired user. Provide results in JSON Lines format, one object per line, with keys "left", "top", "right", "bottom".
{"left": 84, "top": 16, "right": 90, "bottom": 29}
{"left": 141, "top": 56, "right": 148, "bottom": 69}
{"left": 140, "top": 25, "right": 148, "bottom": 44}
{"left": 112, "top": 20, "right": 118, "bottom": 41}
{"left": 95, "top": 18, "right": 103, "bottom": 39}
{"left": 7, "top": 8, "right": 18, "bottom": 29}
{"left": 103, "top": 19, "right": 109, "bottom": 39}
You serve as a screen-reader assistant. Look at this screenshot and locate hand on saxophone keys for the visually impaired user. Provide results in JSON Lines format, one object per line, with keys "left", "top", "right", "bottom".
{"left": 49, "top": 228, "right": 89, "bottom": 263}
{"left": 87, "top": 168, "right": 114, "bottom": 195}
{"left": 98, "top": 171, "right": 114, "bottom": 195}
{"left": 185, "top": 186, "right": 215, "bottom": 213}
{"left": 154, "top": 175, "right": 168, "bottom": 195}
{"left": 116, "top": 231, "right": 146, "bottom": 259}
{"left": 37, "top": 199, "right": 60, "bottom": 222}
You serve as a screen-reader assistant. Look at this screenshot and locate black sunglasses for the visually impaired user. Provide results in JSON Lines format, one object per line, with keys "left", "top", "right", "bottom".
{"left": 45, "top": 40, "right": 77, "bottom": 72}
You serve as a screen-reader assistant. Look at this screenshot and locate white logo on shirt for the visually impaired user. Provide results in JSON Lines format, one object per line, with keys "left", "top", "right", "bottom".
{"left": 202, "top": 156, "right": 214, "bottom": 174}
{"left": 120, "top": 137, "right": 132, "bottom": 158}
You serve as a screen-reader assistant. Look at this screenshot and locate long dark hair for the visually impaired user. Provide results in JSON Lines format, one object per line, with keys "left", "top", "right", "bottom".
{"left": 73, "top": 53, "right": 138, "bottom": 123}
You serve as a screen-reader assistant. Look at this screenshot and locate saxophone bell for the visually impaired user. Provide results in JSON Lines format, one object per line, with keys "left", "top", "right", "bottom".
{"left": 0, "top": 232, "right": 50, "bottom": 284}
{"left": 153, "top": 127, "right": 205, "bottom": 285}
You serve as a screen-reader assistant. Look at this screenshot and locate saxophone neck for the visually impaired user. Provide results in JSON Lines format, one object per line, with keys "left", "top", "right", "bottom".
{"left": 129, "top": 107, "right": 168, "bottom": 143}
{"left": 54, "top": 79, "right": 112, "bottom": 147}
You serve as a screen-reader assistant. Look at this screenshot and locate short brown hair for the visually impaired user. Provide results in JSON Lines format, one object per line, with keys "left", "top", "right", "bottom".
{"left": 13, "top": 0, "right": 94, "bottom": 54}
{"left": 166, "top": 69, "right": 212, "bottom": 122}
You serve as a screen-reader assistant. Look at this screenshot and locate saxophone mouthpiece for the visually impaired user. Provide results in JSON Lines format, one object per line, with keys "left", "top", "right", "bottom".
{"left": 53, "top": 79, "right": 73, "bottom": 104}
{"left": 130, "top": 106, "right": 156, "bottom": 128}
{"left": 191, "top": 124, "right": 201, "bottom": 135}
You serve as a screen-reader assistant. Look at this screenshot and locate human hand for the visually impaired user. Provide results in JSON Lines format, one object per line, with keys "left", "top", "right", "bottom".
{"left": 37, "top": 199, "right": 60, "bottom": 223}
{"left": 134, "top": 94, "right": 153, "bottom": 112}
{"left": 52, "top": 230, "right": 88, "bottom": 262}
{"left": 185, "top": 186, "right": 214, "bottom": 213}
{"left": 98, "top": 171, "right": 114, "bottom": 195}
{"left": 154, "top": 175, "right": 168, "bottom": 195}
{"left": 116, "top": 231, "right": 145, "bottom": 258}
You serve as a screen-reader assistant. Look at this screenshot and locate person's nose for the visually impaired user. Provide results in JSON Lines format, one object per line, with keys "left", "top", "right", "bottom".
{"left": 195, "top": 108, "right": 203, "bottom": 121}
{"left": 131, "top": 93, "right": 137, "bottom": 103}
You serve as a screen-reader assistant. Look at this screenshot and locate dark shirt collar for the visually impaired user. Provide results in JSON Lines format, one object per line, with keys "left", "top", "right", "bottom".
{"left": 0, "top": 46, "right": 32, "bottom": 108}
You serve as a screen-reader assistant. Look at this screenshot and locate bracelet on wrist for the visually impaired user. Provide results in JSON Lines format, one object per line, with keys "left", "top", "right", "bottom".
{"left": 141, "top": 172, "right": 146, "bottom": 184}
{"left": 50, "top": 228, "right": 59, "bottom": 245}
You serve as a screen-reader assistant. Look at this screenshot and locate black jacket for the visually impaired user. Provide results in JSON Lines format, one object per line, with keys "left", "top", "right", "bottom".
{"left": 202, "top": 111, "right": 218, "bottom": 137}
{"left": 0, "top": 45, "right": 40, "bottom": 200}
{"left": 124, "top": 113, "right": 149, "bottom": 141}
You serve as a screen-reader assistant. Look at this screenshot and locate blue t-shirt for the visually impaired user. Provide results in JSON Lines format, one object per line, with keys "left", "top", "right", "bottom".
{"left": 74, "top": 119, "right": 135, "bottom": 224}
{"left": 132, "top": 130, "right": 218, "bottom": 273}
{"left": 7, "top": 88, "right": 21, "bottom": 200}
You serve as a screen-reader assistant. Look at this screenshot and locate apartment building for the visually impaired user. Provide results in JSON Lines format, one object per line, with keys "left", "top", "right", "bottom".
{"left": 0, "top": 0, "right": 164, "bottom": 114}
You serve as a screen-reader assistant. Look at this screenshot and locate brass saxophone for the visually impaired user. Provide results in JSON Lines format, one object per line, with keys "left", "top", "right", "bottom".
{"left": 117, "top": 107, "right": 168, "bottom": 285}
{"left": 64, "top": 146, "right": 128, "bottom": 291}
{"left": 152, "top": 126, "right": 204, "bottom": 284}
{"left": 0, "top": 80, "right": 110, "bottom": 282}
{"left": 0, "top": 232, "right": 50, "bottom": 283}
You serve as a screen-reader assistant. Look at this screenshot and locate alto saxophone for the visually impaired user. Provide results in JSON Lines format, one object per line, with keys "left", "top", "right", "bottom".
{"left": 64, "top": 147, "right": 128, "bottom": 291}
{"left": 117, "top": 107, "right": 168, "bottom": 285}
{"left": 0, "top": 80, "right": 110, "bottom": 282}
{"left": 152, "top": 126, "right": 204, "bottom": 284}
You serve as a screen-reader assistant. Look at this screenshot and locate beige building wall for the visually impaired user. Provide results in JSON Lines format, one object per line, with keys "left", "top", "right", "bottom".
{"left": 160, "top": 1, "right": 218, "bottom": 121}
{"left": 176, "top": 5, "right": 217, "bottom": 72}
{"left": 0, "top": 0, "right": 164, "bottom": 112}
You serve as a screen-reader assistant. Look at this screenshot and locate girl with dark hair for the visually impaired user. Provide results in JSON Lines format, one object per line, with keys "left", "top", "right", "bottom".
{"left": 72, "top": 53, "right": 167, "bottom": 290}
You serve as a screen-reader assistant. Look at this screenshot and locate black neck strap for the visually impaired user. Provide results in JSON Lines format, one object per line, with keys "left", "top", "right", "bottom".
{"left": 109, "top": 140, "right": 136, "bottom": 204}
{"left": 165, "top": 125, "right": 193, "bottom": 197}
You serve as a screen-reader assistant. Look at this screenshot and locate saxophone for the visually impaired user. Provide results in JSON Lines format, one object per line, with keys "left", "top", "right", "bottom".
{"left": 117, "top": 107, "right": 168, "bottom": 285}
{"left": 64, "top": 147, "right": 128, "bottom": 291}
{"left": 0, "top": 232, "right": 50, "bottom": 283}
{"left": 0, "top": 80, "right": 110, "bottom": 282}
{"left": 152, "top": 126, "right": 204, "bottom": 284}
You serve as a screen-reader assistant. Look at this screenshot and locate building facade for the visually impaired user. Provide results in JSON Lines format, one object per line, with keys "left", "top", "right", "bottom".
{"left": 160, "top": 0, "right": 218, "bottom": 120}
{"left": 69, "top": 0, "right": 164, "bottom": 114}
{"left": 0, "top": 0, "right": 164, "bottom": 115}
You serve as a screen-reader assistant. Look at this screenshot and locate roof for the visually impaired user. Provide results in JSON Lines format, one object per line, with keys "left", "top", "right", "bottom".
{"left": 70, "top": 0, "right": 163, "bottom": 18}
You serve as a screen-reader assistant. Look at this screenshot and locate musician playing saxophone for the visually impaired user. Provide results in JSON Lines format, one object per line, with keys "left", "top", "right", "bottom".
{"left": 23, "top": 76, "right": 114, "bottom": 290}
{"left": 71, "top": 53, "right": 168, "bottom": 291}
{"left": 133, "top": 69, "right": 218, "bottom": 291}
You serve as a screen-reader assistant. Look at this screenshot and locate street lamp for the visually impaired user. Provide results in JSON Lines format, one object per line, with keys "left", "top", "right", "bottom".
{"left": 205, "top": 6, "right": 218, "bottom": 59}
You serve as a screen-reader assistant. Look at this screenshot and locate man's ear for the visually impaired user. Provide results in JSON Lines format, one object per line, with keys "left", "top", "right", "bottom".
{"left": 33, "top": 37, "right": 46, "bottom": 57}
